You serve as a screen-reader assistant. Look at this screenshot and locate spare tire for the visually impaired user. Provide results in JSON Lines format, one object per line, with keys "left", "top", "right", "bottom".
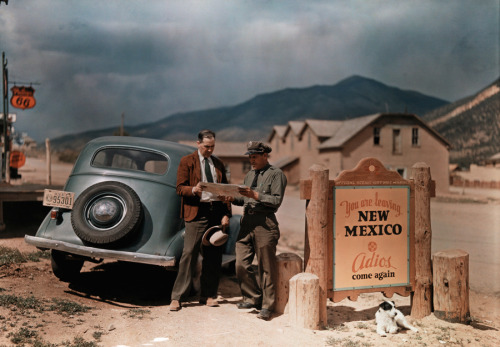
{"left": 71, "top": 181, "right": 143, "bottom": 246}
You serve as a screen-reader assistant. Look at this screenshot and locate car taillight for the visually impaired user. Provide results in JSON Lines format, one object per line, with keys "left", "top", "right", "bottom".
{"left": 50, "top": 208, "right": 60, "bottom": 220}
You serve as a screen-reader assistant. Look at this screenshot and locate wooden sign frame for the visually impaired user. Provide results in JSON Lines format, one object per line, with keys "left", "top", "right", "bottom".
{"left": 328, "top": 158, "right": 415, "bottom": 302}
{"left": 301, "top": 158, "right": 415, "bottom": 302}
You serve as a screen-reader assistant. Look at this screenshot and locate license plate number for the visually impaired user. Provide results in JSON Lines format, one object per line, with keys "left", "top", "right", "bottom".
{"left": 43, "top": 189, "right": 75, "bottom": 209}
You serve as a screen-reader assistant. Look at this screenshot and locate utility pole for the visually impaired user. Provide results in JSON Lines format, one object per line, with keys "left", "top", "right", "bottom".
{"left": 120, "top": 112, "right": 124, "bottom": 136}
{"left": 2, "top": 52, "right": 9, "bottom": 182}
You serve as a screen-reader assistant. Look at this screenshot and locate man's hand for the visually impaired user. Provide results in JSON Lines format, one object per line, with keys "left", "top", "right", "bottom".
{"left": 219, "top": 195, "right": 234, "bottom": 202}
{"left": 238, "top": 186, "right": 259, "bottom": 200}
{"left": 221, "top": 215, "right": 229, "bottom": 228}
{"left": 192, "top": 182, "right": 203, "bottom": 196}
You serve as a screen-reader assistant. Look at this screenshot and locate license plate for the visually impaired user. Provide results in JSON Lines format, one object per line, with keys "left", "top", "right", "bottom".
{"left": 43, "top": 189, "right": 75, "bottom": 209}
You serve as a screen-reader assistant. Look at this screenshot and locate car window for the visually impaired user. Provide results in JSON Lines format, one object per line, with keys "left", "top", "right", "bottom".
{"left": 92, "top": 148, "right": 168, "bottom": 174}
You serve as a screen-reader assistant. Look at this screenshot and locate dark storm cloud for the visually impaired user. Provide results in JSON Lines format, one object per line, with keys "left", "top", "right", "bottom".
{"left": 1, "top": 0, "right": 498, "bottom": 142}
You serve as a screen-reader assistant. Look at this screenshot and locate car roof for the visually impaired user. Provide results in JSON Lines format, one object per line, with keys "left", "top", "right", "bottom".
{"left": 70, "top": 136, "right": 196, "bottom": 183}
{"left": 83, "top": 136, "right": 196, "bottom": 154}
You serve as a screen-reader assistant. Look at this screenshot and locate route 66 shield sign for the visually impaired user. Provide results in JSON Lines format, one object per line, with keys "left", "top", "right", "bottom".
{"left": 10, "top": 86, "right": 36, "bottom": 110}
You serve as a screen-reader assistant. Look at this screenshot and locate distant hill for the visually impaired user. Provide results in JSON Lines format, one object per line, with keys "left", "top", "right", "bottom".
{"left": 49, "top": 75, "right": 448, "bottom": 152}
{"left": 422, "top": 78, "right": 500, "bottom": 167}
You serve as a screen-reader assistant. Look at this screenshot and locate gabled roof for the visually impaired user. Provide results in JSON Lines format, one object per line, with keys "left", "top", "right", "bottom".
{"left": 271, "top": 155, "right": 299, "bottom": 169}
{"left": 317, "top": 113, "right": 451, "bottom": 150}
{"left": 267, "top": 125, "right": 288, "bottom": 142}
{"left": 489, "top": 153, "right": 500, "bottom": 161}
{"left": 282, "top": 121, "right": 306, "bottom": 139}
{"left": 289, "top": 121, "right": 306, "bottom": 135}
{"left": 303, "top": 119, "right": 343, "bottom": 138}
{"left": 318, "top": 114, "right": 379, "bottom": 149}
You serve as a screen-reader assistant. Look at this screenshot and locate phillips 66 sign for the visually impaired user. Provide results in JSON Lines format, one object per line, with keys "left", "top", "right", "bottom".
{"left": 10, "top": 86, "right": 36, "bottom": 110}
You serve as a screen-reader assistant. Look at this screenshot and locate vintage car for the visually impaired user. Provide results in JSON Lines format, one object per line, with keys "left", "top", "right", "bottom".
{"left": 25, "top": 136, "right": 240, "bottom": 281}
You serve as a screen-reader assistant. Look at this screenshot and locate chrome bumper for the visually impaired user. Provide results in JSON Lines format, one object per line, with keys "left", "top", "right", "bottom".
{"left": 24, "top": 235, "right": 176, "bottom": 267}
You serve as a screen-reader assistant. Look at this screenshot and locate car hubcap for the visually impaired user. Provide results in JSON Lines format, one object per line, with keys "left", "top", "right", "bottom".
{"left": 85, "top": 195, "right": 126, "bottom": 230}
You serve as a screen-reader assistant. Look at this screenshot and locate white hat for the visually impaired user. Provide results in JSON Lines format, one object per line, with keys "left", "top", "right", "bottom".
{"left": 202, "top": 225, "right": 228, "bottom": 247}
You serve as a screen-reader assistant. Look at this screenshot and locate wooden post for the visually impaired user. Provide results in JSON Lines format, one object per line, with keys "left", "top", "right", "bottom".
{"left": 410, "top": 162, "right": 433, "bottom": 318}
{"left": 275, "top": 253, "right": 303, "bottom": 314}
{"left": 45, "top": 138, "right": 51, "bottom": 185}
{"left": 433, "top": 249, "right": 470, "bottom": 324}
{"left": 289, "top": 273, "right": 320, "bottom": 330}
{"left": 5, "top": 150, "right": 9, "bottom": 183}
{"left": 304, "top": 164, "right": 328, "bottom": 327}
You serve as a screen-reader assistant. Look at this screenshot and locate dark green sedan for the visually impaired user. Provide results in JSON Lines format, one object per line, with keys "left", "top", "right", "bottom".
{"left": 25, "top": 136, "right": 240, "bottom": 281}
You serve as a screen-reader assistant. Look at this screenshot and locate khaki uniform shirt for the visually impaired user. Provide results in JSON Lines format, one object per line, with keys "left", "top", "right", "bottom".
{"left": 234, "top": 164, "right": 287, "bottom": 214}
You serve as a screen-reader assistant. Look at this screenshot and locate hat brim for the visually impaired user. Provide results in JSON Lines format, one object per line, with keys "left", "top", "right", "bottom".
{"left": 202, "top": 225, "right": 228, "bottom": 247}
{"left": 245, "top": 150, "right": 265, "bottom": 155}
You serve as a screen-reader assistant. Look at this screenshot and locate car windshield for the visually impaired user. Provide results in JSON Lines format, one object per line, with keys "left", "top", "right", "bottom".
{"left": 92, "top": 147, "right": 168, "bottom": 174}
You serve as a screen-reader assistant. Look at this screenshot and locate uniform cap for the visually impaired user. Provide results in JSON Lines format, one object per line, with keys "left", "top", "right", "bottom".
{"left": 245, "top": 141, "right": 272, "bottom": 155}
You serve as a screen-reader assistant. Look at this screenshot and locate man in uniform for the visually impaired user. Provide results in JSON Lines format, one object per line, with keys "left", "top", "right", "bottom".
{"left": 231, "top": 141, "right": 287, "bottom": 320}
{"left": 169, "top": 129, "right": 231, "bottom": 311}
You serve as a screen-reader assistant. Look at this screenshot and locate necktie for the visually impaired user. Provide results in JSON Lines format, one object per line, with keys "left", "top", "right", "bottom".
{"left": 251, "top": 170, "right": 260, "bottom": 188}
{"left": 204, "top": 158, "right": 214, "bottom": 183}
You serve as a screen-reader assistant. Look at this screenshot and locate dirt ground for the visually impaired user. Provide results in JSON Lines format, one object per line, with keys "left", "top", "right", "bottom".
{"left": 0, "top": 158, "right": 499, "bottom": 346}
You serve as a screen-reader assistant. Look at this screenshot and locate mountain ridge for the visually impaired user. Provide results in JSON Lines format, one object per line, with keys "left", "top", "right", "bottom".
{"left": 422, "top": 77, "right": 499, "bottom": 167}
{"left": 50, "top": 75, "right": 448, "bottom": 147}
{"left": 48, "top": 75, "right": 499, "bottom": 167}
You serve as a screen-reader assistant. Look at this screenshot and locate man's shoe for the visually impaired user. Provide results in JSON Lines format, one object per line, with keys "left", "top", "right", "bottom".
{"left": 257, "top": 308, "right": 272, "bottom": 321}
{"left": 237, "top": 302, "right": 258, "bottom": 309}
{"left": 169, "top": 300, "right": 181, "bottom": 311}
{"left": 206, "top": 297, "right": 219, "bottom": 307}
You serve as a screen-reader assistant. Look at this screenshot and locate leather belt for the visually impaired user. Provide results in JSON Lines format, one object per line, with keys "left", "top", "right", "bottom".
{"left": 200, "top": 201, "right": 222, "bottom": 206}
{"left": 245, "top": 208, "right": 273, "bottom": 215}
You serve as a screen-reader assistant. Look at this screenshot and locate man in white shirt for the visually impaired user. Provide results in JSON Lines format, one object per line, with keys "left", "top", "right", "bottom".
{"left": 169, "top": 130, "right": 231, "bottom": 311}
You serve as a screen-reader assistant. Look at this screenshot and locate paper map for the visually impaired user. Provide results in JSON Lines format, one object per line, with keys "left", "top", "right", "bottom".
{"left": 200, "top": 182, "right": 246, "bottom": 198}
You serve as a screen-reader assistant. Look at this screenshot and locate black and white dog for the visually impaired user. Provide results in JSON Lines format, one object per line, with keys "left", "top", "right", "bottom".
{"left": 375, "top": 301, "right": 419, "bottom": 337}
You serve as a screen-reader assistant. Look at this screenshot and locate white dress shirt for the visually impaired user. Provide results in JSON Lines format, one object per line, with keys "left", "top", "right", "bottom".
{"left": 197, "top": 151, "right": 218, "bottom": 202}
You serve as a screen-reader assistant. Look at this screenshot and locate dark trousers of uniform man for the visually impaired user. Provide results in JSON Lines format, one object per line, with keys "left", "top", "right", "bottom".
{"left": 171, "top": 203, "right": 224, "bottom": 302}
{"left": 235, "top": 212, "right": 280, "bottom": 311}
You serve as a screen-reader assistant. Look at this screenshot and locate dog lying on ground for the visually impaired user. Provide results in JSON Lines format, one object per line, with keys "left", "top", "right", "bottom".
{"left": 375, "top": 300, "right": 419, "bottom": 336}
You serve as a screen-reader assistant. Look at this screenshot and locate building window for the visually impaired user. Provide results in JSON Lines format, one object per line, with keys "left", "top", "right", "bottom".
{"left": 412, "top": 127, "right": 419, "bottom": 146}
{"left": 308, "top": 131, "right": 311, "bottom": 150}
{"left": 373, "top": 127, "right": 381, "bottom": 145}
{"left": 290, "top": 135, "right": 294, "bottom": 151}
{"left": 275, "top": 137, "right": 280, "bottom": 152}
{"left": 393, "top": 129, "right": 402, "bottom": 154}
{"left": 396, "top": 168, "right": 406, "bottom": 178}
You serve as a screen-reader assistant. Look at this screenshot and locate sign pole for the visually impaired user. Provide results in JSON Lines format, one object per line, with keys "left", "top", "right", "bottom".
{"left": 304, "top": 164, "right": 329, "bottom": 327}
{"left": 2, "top": 52, "right": 8, "bottom": 182}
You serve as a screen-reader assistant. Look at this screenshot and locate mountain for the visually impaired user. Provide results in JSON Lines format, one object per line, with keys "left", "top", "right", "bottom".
{"left": 49, "top": 75, "right": 448, "bottom": 151}
{"left": 421, "top": 78, "right": 500, "bottom": 167}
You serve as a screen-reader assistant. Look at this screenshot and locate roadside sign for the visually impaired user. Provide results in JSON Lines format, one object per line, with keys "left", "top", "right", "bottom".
{"left": 9, "top": 150, "right": 26, "bottom": 169}
{"left": 330, "top": 158, "right": 415, "bottom": 301}
{"left": 10, "top": 86, "right": 36, "bottom": 110}
{"left": 333, "top": 185, "right": 410, "bottom": 291}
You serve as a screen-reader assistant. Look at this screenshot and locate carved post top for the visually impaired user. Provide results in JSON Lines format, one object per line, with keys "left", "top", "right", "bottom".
{"left": 299, "top": 157, "right": 416, "bottom": 200}
{"left": 335, "top": 157, "right": 409, "bottom": 186}
{"left": 309, "top": 163, "right": 328, "bottom": 173}
{"left": 410, "top": 162, "right": 436, "bottom": 197}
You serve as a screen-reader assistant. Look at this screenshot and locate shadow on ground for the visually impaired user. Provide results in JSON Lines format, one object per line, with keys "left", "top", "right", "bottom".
{"left": 64, "top": 261, "right": 239, "bottom": 308}
{"left": 66, "top": 261, "right": 178, "bottom": 307}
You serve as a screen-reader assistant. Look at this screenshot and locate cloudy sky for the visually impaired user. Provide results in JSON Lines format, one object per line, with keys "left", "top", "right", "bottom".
{"left": 1, "top": 0, "right": 498, "bottom": 142}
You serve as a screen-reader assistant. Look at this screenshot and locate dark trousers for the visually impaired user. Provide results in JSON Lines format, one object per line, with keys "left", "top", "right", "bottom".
{"left": 171, "top": 203, "right": 224, "bottom": 301}
{"left": 235, "top": 213, "right": 280, "bottom": 310}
